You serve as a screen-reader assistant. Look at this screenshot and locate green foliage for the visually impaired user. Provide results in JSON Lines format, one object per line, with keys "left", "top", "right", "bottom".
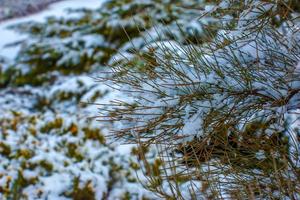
{"left": 40, "top": 117, "right": 63, "bottom": 133}
{"left": 69, "top": 177, "right": 96, "bottom": 200}
{"left": 83, "top": 127, "right": 106, "bottom": 144}
{"left": 0, "top": 142, "right": 11, "bottom": 157}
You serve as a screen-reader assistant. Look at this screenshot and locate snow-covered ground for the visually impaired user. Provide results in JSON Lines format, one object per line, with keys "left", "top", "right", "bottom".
{"left": 0, "top": 0, "right": 104, "bottom": 60}
{"left": 0, "top": 0, "right": 154, "bottom": 199}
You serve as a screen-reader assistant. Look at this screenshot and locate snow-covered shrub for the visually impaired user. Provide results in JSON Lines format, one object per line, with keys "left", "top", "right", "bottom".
{"left": 103, "top": 0, "right": 300, "bottom": 199}
{"left": 1, "top": 0, "right": 299, "bottom": 199}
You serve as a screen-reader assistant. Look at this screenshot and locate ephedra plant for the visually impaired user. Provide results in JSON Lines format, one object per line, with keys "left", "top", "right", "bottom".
{"left": 99, "top": 0, "right": 300, "bottom": 199}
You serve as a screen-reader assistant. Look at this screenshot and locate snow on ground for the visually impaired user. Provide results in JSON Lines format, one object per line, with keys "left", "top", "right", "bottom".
{"left": 0, "top": 0, "right": 154, "bottom": 199}
{"left": 0, "top": 0, "right": 104, "bottom": 60}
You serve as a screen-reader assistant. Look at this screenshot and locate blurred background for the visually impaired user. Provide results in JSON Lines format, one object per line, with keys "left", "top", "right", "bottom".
{"left": 0, "top": 0, "right": 61, "bottom": 21}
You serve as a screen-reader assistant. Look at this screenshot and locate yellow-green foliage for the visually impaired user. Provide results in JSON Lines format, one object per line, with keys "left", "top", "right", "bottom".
{"left": 63, "top": 177, "right": 96, "bottom": 200}
{"left": 83, "top": 127, "right": 106, "bottom": 144}
{"left": 0, "top": 142, "right": 11, "bottom": 157}
{"left": 40, "top": 118, "right": 63, "bottom": 133}
{"left": 66, "top": 143, "right": 84, "bottom": 162}
{"left": 7, "top": 170, "right": 38, "bottom": 200}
